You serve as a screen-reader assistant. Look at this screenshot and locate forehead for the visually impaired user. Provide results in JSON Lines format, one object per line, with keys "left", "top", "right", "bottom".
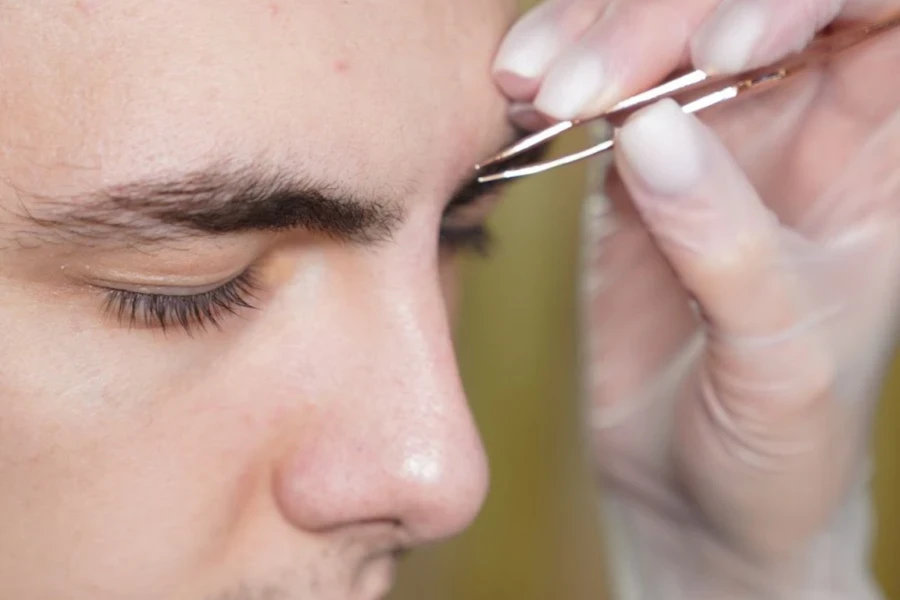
{"left": 0, "top": 0, "right": 515, "bottom": 201}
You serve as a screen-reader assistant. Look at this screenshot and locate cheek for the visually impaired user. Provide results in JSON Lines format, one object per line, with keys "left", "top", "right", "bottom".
{"left": 0, "top": 371, "right": 273, "bottom": 598}
{"left": 0, "top": 236, "right": 460, "bottom": 596}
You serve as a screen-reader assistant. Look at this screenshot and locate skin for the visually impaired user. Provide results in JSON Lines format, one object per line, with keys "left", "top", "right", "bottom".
{"left": 0, "top": 1, "right": 517, "bottom": 599}
{"left": 5, "top": 0, "right": 896, "bottom": 598}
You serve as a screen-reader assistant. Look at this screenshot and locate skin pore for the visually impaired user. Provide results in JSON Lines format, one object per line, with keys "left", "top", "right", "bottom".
{"left": 0, "top": 1, "right": 518, "bottom": 599}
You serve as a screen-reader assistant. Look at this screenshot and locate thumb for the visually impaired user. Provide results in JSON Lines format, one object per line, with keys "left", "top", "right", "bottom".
{"left": 613, "top": 98, "right": 833, "bottom": 434}
{"left": 690, "top": 0, "right": 895, "bottom": 74}
{"left": 614, "top": 99, "right": 850, "bottom": 559}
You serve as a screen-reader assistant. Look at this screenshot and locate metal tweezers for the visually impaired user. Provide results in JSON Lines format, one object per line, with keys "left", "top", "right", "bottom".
{"left": 476, "top": 14, "right": 900, "bottom": 184}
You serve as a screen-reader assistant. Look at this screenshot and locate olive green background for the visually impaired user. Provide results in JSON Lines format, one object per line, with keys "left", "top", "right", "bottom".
{"left": 391, "top": 2, "right": 899, "bottom": 595}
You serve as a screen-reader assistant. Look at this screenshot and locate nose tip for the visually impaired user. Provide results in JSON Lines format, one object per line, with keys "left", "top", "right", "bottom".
{"left": 273, "top": 399, "right": 489, "bottom": 545}
{"left": 392, "top": 437, "right": 490, "bottom": 540}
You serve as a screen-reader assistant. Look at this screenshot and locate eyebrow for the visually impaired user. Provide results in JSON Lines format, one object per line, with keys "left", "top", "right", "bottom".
{"left": 6, "top": 129, "right": 545, "bottom": 250}
{"left": 10, "top": 162, "right": 405, "bottom": 248}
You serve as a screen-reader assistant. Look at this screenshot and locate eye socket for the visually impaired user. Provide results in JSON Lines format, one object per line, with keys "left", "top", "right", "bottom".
{"left": 97, "top": 181, "right": 504, "bottom": 335}
{"left": 439, "top": 187, "right": 505, "bottom": 257}
{"left": 438, "top": 223, "right": 493, "bottom": 256}
{"left": 100, "top": 269, "right": 260, "bottom": 335}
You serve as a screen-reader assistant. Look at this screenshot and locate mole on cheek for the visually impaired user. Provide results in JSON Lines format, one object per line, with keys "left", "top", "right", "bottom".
{"left": 74, "top": 0, "right": 99, "bottom": 15}
{"left": 333, "top": 59, "right": 351, "bottom": 74}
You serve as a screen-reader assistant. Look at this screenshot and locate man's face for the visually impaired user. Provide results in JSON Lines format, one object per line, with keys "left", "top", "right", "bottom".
{"left": 0, "top": 1, "right": 517, "bottom": 598}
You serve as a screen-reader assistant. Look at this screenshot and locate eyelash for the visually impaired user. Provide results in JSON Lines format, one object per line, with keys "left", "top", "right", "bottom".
{"left": 102, "top": 270, "right": 260, "bottom": 335}
{"left": 439, "top": 223, "right": 493, "bottom": 257}
{"left": 102, "top": 222, "right": 491, "bottom": 335}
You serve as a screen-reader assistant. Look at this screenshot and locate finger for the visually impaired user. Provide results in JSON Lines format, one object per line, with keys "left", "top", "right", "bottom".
{"left": 613, "top": 99, "right": 834, "bottom": 406}
{"left": 690, "top": 0, "right": 900, "bottom": 75}
{"left": 691, "top": 0, "right": 845, "bottom": 74}
{"left": 532, "top": 0, "right": 719, "bottom": 121}
{"left": 492, "top": 0, "right": 606, "bottom": 101}
{"left": 615, "top": 100, "right": 846, "bottom": 558}
{"left": 614, "top": 99, "right": 792, "bottom": 336}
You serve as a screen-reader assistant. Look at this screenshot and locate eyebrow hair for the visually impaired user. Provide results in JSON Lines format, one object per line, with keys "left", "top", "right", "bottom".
{"left": 8, "top": 161, "right": 405, "bottom": 248}
{"left": 4, "top": 128, "right": 544, "bottom": 250}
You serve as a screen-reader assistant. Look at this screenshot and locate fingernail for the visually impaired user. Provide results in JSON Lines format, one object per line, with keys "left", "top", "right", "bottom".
{"left": 533, "top": 50, "right": 612, "bottom": 121}
{"left": 508, "top": 103, "right": 554, "bottom": 131}
{"left": 495, "top": 72, "right": 541, "bottom": 100}
{"left": 692, "top": 0, "right": 768, "bottom": 73}
{"left": 493, "top": 22, "right": 561, "bottom": 80}
{"left": 618, "top": 99, "right": 705, "bottom": 196}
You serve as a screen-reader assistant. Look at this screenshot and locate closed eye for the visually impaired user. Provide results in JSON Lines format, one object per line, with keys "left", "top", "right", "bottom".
{"left": 100, "top": 268, "right": 260, "bottom": 335}
{"left": 94, "top": 140, "right": 539, "bottom": 335}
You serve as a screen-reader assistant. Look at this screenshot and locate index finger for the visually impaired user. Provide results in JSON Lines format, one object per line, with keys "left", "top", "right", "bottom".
{"left": 494, "top": 0, "right": 721, "bottom": 121}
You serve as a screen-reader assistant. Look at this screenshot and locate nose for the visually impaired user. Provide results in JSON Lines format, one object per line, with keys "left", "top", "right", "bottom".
{"left": 271, "top": 270, "right": 489, "bottom": 544}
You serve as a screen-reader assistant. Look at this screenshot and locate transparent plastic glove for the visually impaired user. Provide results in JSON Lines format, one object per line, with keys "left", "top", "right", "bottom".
{"left": 492, "top": 3, "right": 900, "bottom": 598}
{"left": 492, "top": 0, "right": 900, "bottom": 123}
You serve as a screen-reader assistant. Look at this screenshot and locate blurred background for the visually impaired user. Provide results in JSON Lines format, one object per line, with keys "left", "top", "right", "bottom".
{"left": 391, "top": 1, "right": 900, "bottom": 596}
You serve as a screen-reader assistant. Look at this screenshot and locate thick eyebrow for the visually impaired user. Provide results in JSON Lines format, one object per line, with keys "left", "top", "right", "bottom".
{"left": 9, "top": 162, "right": 405, "bottom": 248}
{"left": 5, "top": 128, "right": 543, "bottom": 250}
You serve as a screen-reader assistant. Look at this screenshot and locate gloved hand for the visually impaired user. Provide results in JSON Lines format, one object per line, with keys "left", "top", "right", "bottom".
{"left": 493, "top": 0, "right": 899, "bottom": 122}
{"left": 493, "top": 2, "right": 900, "bottom": 597}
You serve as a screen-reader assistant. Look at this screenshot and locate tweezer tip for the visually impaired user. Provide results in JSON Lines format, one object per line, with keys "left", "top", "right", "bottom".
{"left": 476, "top": 172, "right": 511, "bottom": 184}
{"left": 474, "top": 157, "right": 500, "bottom": 171}
{"left": 477, "top": 120, "right": 576, "bottom": 171}
{"left": 475, "top": 151, "right": 513, "bottom": 171}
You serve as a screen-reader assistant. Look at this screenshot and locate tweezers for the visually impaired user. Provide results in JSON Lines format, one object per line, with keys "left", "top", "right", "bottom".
{"left": 476, "top": 13, "right": 900, "bottom": 184}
